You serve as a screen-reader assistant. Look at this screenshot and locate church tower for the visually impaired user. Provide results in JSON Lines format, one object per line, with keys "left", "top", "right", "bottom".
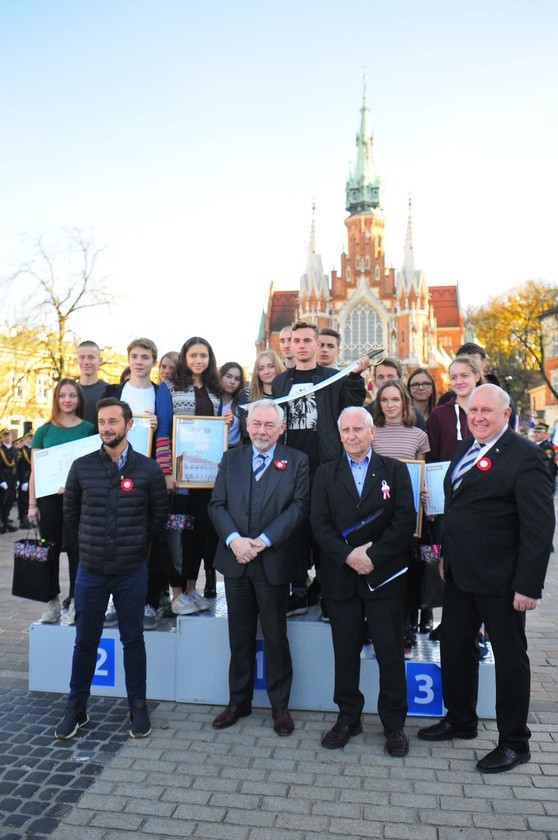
{"left": 331, "top": 78, "right": 396, "bottom": 362}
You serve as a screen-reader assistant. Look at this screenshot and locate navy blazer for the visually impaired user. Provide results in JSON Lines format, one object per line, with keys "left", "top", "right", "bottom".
{"left": 208, "top": 442, "right": 310, "bottom": 584}
{"left": 443, "top": 429, "right": 555, "bottom": 599}
{"left": 311, "top": 452, "right": 416, "bottom": 600}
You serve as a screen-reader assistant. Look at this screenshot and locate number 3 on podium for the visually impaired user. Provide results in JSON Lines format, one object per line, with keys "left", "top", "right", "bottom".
{"left": 406, "top": 662, "right": 444, "bottom": 716}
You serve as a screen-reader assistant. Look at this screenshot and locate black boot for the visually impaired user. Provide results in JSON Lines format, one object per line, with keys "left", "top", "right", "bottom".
{"left": 204, "top": 567, "right": 217, "bottom": 598}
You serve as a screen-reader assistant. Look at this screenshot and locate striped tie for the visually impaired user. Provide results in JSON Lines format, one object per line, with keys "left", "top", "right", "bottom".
{"left": 253, "top": 453, "right": 268, "bottom": 481}
{"left": 452, "top": 442, "right": 481, "bottom": 492}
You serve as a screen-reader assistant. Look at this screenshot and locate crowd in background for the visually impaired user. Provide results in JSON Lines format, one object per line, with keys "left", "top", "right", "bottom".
{"left": 5, "top": 327, "right": 556, "bottom": 658}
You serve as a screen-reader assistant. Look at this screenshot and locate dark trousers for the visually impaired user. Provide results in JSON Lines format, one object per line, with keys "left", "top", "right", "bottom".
{"left": 0, "top": 484, "right": 16, "bottom": 526}
{"left": 173, "top": 489, "right": 218, "bottom": 584}
{"left": 224, "top": 559, "right": 292, "bottom": 709}
{"left": 328, "top": 593, "right": 407, "bottom": 731}
{"left": 37, "top": 493, "right": 79, "bottom": 600}
{"left": 441, "top": 575, "right": 531, "bottom": 750}
{"left": 70, "top": 563, "right": 148, "bottom": 707}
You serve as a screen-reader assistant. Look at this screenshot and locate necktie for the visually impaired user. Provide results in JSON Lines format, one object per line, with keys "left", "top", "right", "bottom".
{"left": 452, "top": 441, "right": 481, "bottom": 492}
{"left": 253, "top": 453, "right": 268, "bottom": 481}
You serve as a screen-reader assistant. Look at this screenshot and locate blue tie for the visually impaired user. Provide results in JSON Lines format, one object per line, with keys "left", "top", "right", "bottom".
{"left": 253, "top": 453, "right": 268, "bottom": 481}
{"left": 452, "top": 442, "right": 481, "bottom": 492}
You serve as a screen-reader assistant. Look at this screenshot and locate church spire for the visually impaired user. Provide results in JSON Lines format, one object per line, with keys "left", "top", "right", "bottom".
{"left": 299, "top": 201, "right": 329, "bottom": 304}
{"left": 308, "top": 198, "right": 317, "bottom": 254}
{"left": 403, "top": 195, "right": 415, "bottom": 273}
{"left": 346, "top": 75, "right": 382, "bottom": 215}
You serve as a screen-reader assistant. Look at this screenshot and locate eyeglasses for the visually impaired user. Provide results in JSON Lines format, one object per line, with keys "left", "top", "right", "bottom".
{"left": 409, "top": 382, "right": 432, "bottom": 390}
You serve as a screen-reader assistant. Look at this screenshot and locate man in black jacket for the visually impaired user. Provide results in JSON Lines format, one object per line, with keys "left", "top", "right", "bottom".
{"left": 55, "top": 398, "right": 167, "bottom": 741}
{"left": 311, "top": 407, "right": 416, "bottom": 757}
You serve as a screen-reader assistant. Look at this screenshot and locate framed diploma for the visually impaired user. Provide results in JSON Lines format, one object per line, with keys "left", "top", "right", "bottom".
{"left": 33, "top": 435, "right": 101, "bottom": 498}
{"left": 424, "top": 461, "right": 451, "bottom": 516}
{"left": 128, "top": 414, "right": 153, "bottom": 457}
{"left": 172, "top": 416, "right": 228, "bottom": 488}
{"left": 401, "top": 459, "right": 424, "bottom": 538}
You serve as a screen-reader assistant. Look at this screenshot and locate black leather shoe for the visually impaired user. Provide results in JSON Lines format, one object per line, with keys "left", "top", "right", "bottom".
{"left": 384, "top": 729, "right": 409, "bottom": 757}
{"left": 417, "top": 719, "right": 478, "bottom": 741}
{"left": 212, "top": 702, "right": 252, "bottom": 729}
{"left": 272, "top": 708, "right": 294, "bottom": 736}
{"left": 204, "top": 568, "right": 217, "bottom": 598}
{"left": 321, "top": 721, "right": 363, "bottom": 749}
{"left": 476, "top": 746, "right": 531, "bottom": 773}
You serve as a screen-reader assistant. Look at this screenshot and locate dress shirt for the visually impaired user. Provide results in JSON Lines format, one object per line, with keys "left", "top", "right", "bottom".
{"left": 346, "top": 450, "right": 372, "bottom": 497}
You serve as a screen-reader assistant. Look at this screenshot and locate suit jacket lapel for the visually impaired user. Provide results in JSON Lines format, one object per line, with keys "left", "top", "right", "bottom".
{"left": 240, "top": 445, "right": 253, "bottom": 505}
{"left": 359, "top": 453, "right": 382, "bottom": 504}
{"left": 337, "top": 456, "right": 360, "bottom": 502}
{"left": 261, "top": 444, "right": 291, "bottom": 507}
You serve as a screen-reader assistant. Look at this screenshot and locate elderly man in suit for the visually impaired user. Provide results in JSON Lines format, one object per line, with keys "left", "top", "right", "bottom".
{"left": 418, "top": 384, "right": 555, "bottom": 773}
{"left": 208, "top": 400, "right": 310, "bottom": 736}
{"left": 311, "top": 406, "right": 416, "bottom": 757}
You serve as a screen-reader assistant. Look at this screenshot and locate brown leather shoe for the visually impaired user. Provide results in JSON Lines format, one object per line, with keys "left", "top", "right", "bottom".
{"left": 212, "top": 702, "right": 252, "bottom": 730}
{"left": 321, "top": 721, "right": 363, "bottom": 749}
{"left": 384, "top": 729, "right": 409, "bottom": 757}
{"left": 272, "top": 708, "right": 294, "bottom": 736}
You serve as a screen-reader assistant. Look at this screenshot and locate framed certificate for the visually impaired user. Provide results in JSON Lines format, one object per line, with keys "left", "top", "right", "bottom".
{"left": 401, "top": 459, "right": 424, "bottom": 538}
{"left": 172, "top": 416, "right": 228, "bottom": 488}
{"left": 128, "top": 414, "right": 153, "bottom": 457}
{"left": 33, "top": 435, "right": 101, "bottom": 498}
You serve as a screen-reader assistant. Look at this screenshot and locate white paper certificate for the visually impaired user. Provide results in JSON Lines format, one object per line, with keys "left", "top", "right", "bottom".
{"left": 33, "top": 435, "right": 101, "bottom": 498}
{"left": 424, "top": 461, "right": 451, "bottom": 515}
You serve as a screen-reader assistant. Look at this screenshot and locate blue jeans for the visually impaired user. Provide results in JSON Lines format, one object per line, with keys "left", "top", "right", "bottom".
{"left": 70, "top": 563, "right": 148, "bottom": 707}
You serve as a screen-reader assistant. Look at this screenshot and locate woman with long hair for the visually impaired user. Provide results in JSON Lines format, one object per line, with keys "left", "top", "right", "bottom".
{"left": 372, "top": 379, "right": 430, "bottom": 460}
{"left": 220, "top": 362, "right": 249, "bottom": 448}
{"left": 27, "top": 378, "right": 95, "bottom": 624}
{"left": 249, "top": 350, "right": 285, "bottom": 402}
{"left": 407, "top": 367, "right": 438, "bottom": 423}
{"left": 427, "top": 356, "right": 484, "bottom": 462}
{"left": 155, "top": 337, "right": 222, "bottom": 614}
{"left": 372, "top": 378, "right": 430, "bottom": 654}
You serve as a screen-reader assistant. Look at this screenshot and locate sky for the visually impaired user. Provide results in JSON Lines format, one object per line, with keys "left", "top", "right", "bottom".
{"left": 0, "top": 0, "right": 557, "bottom": 370}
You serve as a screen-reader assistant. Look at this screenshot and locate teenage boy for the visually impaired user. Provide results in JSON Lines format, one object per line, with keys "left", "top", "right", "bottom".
{"left": 105, "top": 338, "right": 161, "bottom": 630}
{"left": 76, "top": 341, "right": 108, "bottom": 425}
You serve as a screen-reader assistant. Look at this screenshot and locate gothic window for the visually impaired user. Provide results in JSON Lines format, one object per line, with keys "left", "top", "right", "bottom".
{"left": 364, "top": 256, "right": 370, "bottom": 270}
{"left": 374, "top": 265, "right": 380, "bottom": 281}
{"left": 346, "top": 267, "right": 351, "bottom": 282}
{"left": 343, "top": 302, "right": 384, "bottom": 357}
{"left": 551, "top": 333, "right": 558, "bottom": 357}
{"left": 355, "top": 256, "right": 361, "bottom": 270}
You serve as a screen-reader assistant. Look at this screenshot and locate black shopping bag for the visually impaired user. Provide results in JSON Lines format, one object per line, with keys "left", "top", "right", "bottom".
{"left": 12, "top": 536, "right": 56, "bottom": 602}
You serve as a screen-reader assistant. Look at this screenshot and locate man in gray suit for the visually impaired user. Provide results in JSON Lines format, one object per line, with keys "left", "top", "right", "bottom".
{"left": 208, "top": 400, "right": 310, "bottom": 735}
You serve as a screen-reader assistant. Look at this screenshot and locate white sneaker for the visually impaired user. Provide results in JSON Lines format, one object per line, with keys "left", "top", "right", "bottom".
{"left": 143, "top": 604, "right": 158, "bottom": 630}
{"left": 66, "top": 601, "right": 76, "bottom": 626}
{"left": 188, "top": 589, "right": 210, "bottom": 612}
{"left": 40, "top": 597, "right": 61, "bottom": 624}
{"left": 171, "top": 593, "right": 199, "bottom": 616}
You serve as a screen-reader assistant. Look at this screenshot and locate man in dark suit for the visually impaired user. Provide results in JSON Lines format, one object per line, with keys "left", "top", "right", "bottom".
{"left": 311, "top": 406, "right": 416, "bottom": 757}
{"left": 418, "top": 384, "right": 555, "bottom": 773}
{"left": 208, "top": 400, "right": 310, "bottom": 736}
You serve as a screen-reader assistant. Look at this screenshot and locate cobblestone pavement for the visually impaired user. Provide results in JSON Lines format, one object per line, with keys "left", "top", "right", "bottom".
{"left": 1, "top": 497, "right": 557, "bottom": 840}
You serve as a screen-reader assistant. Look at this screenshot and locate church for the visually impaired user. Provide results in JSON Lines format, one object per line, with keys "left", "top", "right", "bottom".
{"left": 258, "top": 87, "right": 463, "bottom": 387}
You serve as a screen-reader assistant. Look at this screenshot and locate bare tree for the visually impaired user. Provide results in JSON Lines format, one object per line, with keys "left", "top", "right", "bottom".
{"left": 0, "top": 228, "right": 112, "bottom": 417}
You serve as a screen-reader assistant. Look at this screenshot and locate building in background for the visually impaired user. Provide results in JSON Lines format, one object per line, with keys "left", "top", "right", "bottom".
{"left": 259, "top": 85, "right": 463, "bottom": 388}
